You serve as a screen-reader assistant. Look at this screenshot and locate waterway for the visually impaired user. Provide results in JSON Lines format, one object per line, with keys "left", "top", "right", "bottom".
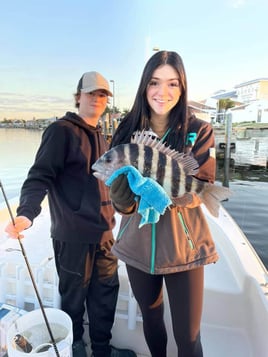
{"left": 0, "top": 128, "right": 268, "bottom": 269}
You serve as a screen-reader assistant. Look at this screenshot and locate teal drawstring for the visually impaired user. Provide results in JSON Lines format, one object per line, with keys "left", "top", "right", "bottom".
{"left": 150, "top": 223, "right": 156, "bottom": 274}
{"left": 119, "top": 128, "right": 170, "bottom": 274}
{"left": 160, "top": 128, "right": 171, "bottom": 142}
{"left": 117, "top": 216, "right": 133, "bottom": 240}
{"left": 149, "top": 128, "right": 170, "bottom": 274}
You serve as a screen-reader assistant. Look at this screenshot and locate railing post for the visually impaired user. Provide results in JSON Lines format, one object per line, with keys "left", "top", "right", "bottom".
{"left": 223, "top": 110, "right": 232, "bottom": 188}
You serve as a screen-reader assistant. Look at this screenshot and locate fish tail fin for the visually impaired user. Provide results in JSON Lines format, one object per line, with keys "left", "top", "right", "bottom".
{"left": 200, "top": 183, "right": 232, "bottom": 217}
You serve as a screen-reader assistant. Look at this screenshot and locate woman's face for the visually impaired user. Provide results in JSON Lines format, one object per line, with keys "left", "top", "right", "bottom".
{"left": 146, "top": 64, "right": 181, "bottom": 117}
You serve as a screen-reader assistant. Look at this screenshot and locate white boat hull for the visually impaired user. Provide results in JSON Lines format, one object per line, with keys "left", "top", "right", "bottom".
{"left": 0, "top": 202, "right": 268, "bottom": 356}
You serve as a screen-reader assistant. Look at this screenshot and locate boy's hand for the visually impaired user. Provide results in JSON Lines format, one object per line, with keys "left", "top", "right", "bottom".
{"left": 5, "top": 216, "right": 32, "bottom": 239}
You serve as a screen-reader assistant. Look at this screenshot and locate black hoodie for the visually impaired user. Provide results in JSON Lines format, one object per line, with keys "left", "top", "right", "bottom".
{"left": 17, "top": 112, "right": 115, "bottom": 243}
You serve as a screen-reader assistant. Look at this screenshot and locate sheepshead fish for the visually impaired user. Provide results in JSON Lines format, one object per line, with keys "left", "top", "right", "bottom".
{"left": 92, "top": 131, "right": 231, "bottom": 217}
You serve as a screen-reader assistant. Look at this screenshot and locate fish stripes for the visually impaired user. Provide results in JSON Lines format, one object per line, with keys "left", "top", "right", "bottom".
{"left": 195, "top": 178, "right": 204, "bottom": 194}
{"left": 143, "top": 145, "right": 153, "bottom": 177}
{"left": 92, "top": 130, "right": 232, "bottom": 217}
{"left": 171, "top": 159, "right": 181, "bottom": 197}
{"left": 156, "top": 151, "right": 166, "bottom": 187}
{"left": 185, "top": 175, "right": 193, "bottom": 193}
{"left": 129, "top": 143, "right": 139, "bottom": 168}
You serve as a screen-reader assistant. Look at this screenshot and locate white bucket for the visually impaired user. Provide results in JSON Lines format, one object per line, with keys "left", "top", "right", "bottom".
{"left": 7, "top": 308, "right": 73, "bottom": 357}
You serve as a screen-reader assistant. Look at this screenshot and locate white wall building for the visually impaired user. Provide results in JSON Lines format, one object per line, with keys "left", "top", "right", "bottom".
{"left": 235, "top": 78, "right": 268, "bottom": 103}
{"left": 208, "top": 78, "right": 268, "bottom": 123}
{"left": 231, "top": 100, "right": 268, "bottom": 123}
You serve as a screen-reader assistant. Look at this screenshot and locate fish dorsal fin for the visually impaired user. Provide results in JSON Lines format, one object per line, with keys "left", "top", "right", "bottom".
{"left": 131, "top": 130, "right": 199, "bottom": 176}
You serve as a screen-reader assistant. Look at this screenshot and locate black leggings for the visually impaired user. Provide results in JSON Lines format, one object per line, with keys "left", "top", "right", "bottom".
{"left": 126, "top": 265, "right": 204, "bottom": 357}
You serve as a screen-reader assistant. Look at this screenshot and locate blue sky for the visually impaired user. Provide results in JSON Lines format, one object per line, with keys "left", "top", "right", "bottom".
{"left": 1, "top": 0, "right": 267, "bottom": 120}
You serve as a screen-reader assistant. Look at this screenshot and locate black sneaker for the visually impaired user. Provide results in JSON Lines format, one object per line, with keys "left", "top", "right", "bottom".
{"left": 72, "top": 340, "right": 87, "bottom": 357}
{"left": 110, "top": 345, "right": 137, "bottom": 357}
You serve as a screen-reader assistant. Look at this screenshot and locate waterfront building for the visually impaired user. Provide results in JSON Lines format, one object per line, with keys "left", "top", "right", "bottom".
{"left": 205, "top": 78, "right": 268, "bottom": 124}
{"left": 235, "top": 78, "right": 268, "bottom": 103}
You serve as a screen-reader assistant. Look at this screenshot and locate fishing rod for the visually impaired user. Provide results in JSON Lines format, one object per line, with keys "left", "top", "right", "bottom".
{"left": 0, "top": 180, "right": 60, "bottom": 357}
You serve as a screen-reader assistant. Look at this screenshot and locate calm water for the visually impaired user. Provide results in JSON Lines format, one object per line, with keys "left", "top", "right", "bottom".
{"left": 235, "top": 136, "right": 268, "bottom": 167}
{"left": 0, "top": 128, "right": 268, "bottom": 269}
{"left": 0, "top": 128, "right": 42, "bottom": 200}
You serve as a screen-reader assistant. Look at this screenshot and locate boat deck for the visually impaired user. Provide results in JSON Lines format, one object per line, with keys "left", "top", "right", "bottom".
{"left": 1, "top": 203, "right": 268, "bottom": 356}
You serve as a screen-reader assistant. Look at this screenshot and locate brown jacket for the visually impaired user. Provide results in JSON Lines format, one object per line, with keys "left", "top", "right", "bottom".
{"left": 112, "top": 117, "right": 219, "bottom": 274}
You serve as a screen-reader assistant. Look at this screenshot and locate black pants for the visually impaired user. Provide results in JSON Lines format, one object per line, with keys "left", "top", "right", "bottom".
{"left": 126, "top": 265, "right": 204, "bottom": 357}
{"left": 53, "top": 239, "right": 119, "bottom": 355}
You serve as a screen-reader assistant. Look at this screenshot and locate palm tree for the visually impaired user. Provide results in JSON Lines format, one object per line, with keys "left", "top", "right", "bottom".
{"left": 218, "top": 98, "right": 236, "bottom": 111}
{"left": 217, "top": 99, "right": 236, "bottom": 123}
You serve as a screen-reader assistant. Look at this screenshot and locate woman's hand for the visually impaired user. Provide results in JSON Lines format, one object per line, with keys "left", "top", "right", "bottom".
{"left": 109, "top": 174, "right": 136, "bottom": 213}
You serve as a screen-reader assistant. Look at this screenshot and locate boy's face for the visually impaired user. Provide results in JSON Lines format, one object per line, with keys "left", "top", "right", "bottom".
{"left": 78, "top": 90, "right": 108, "bottom": 119}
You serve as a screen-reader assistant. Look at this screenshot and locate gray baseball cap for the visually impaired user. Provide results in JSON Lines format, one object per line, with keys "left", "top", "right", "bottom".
{"left": 77, "top": 71, "right": 113, "bottom": 96}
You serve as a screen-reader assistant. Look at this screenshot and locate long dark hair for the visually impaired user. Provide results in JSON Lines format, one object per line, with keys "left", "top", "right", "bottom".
{"left": 110, "top": 50, "right": 191, "bottom": 151}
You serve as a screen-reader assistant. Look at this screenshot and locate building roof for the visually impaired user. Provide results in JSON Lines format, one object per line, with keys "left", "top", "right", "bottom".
{"left": 188, "top": 100, "right": 215, "bottom": 112}
{"left": 211, "top": 90, "right": 237, "bottom": 100}
{"left": 230, "top": 103, "right": 249, "bottom": 111}
{"left": 235, "top": 78, "right": 268, "bottom": 88}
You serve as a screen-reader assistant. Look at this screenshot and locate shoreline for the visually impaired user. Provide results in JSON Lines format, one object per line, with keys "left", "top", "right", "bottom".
{"left": 1, "top": 126, "right": 267, "bottom": 168}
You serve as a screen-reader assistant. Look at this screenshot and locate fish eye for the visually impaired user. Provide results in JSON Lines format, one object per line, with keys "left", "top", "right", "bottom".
{"left": 104, "top": 154, "right": 112, "bottom": 163}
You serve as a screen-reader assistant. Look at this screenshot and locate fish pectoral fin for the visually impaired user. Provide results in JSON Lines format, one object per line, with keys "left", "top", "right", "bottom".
{"left": 172, "top": 193, "right": 193, "bottom": 207}
{"left": 205, "top": 183, "right": 232, "bottom": 201}
{"left": 200, "top": 184, "right": 232, "bottom": 217}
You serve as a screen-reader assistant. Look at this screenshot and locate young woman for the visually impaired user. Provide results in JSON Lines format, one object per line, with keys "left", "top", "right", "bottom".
{"left": 109, "top": 51, "right": 218, "bottom": 357}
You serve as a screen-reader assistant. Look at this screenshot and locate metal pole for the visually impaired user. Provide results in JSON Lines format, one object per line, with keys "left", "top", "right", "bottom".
{"left": 223, "top": 110, "right": 232, "bottom": 188}
{"left": 0, "top": 181, "right": 60, "bottom": 357}
{"left": 110, "top": 80, "right": 115, "bottom": 112}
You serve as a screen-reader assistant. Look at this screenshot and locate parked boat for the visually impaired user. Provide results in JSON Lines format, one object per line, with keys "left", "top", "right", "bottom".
{"left": 0, "top": 200, "right": 268, "bottom": 357}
